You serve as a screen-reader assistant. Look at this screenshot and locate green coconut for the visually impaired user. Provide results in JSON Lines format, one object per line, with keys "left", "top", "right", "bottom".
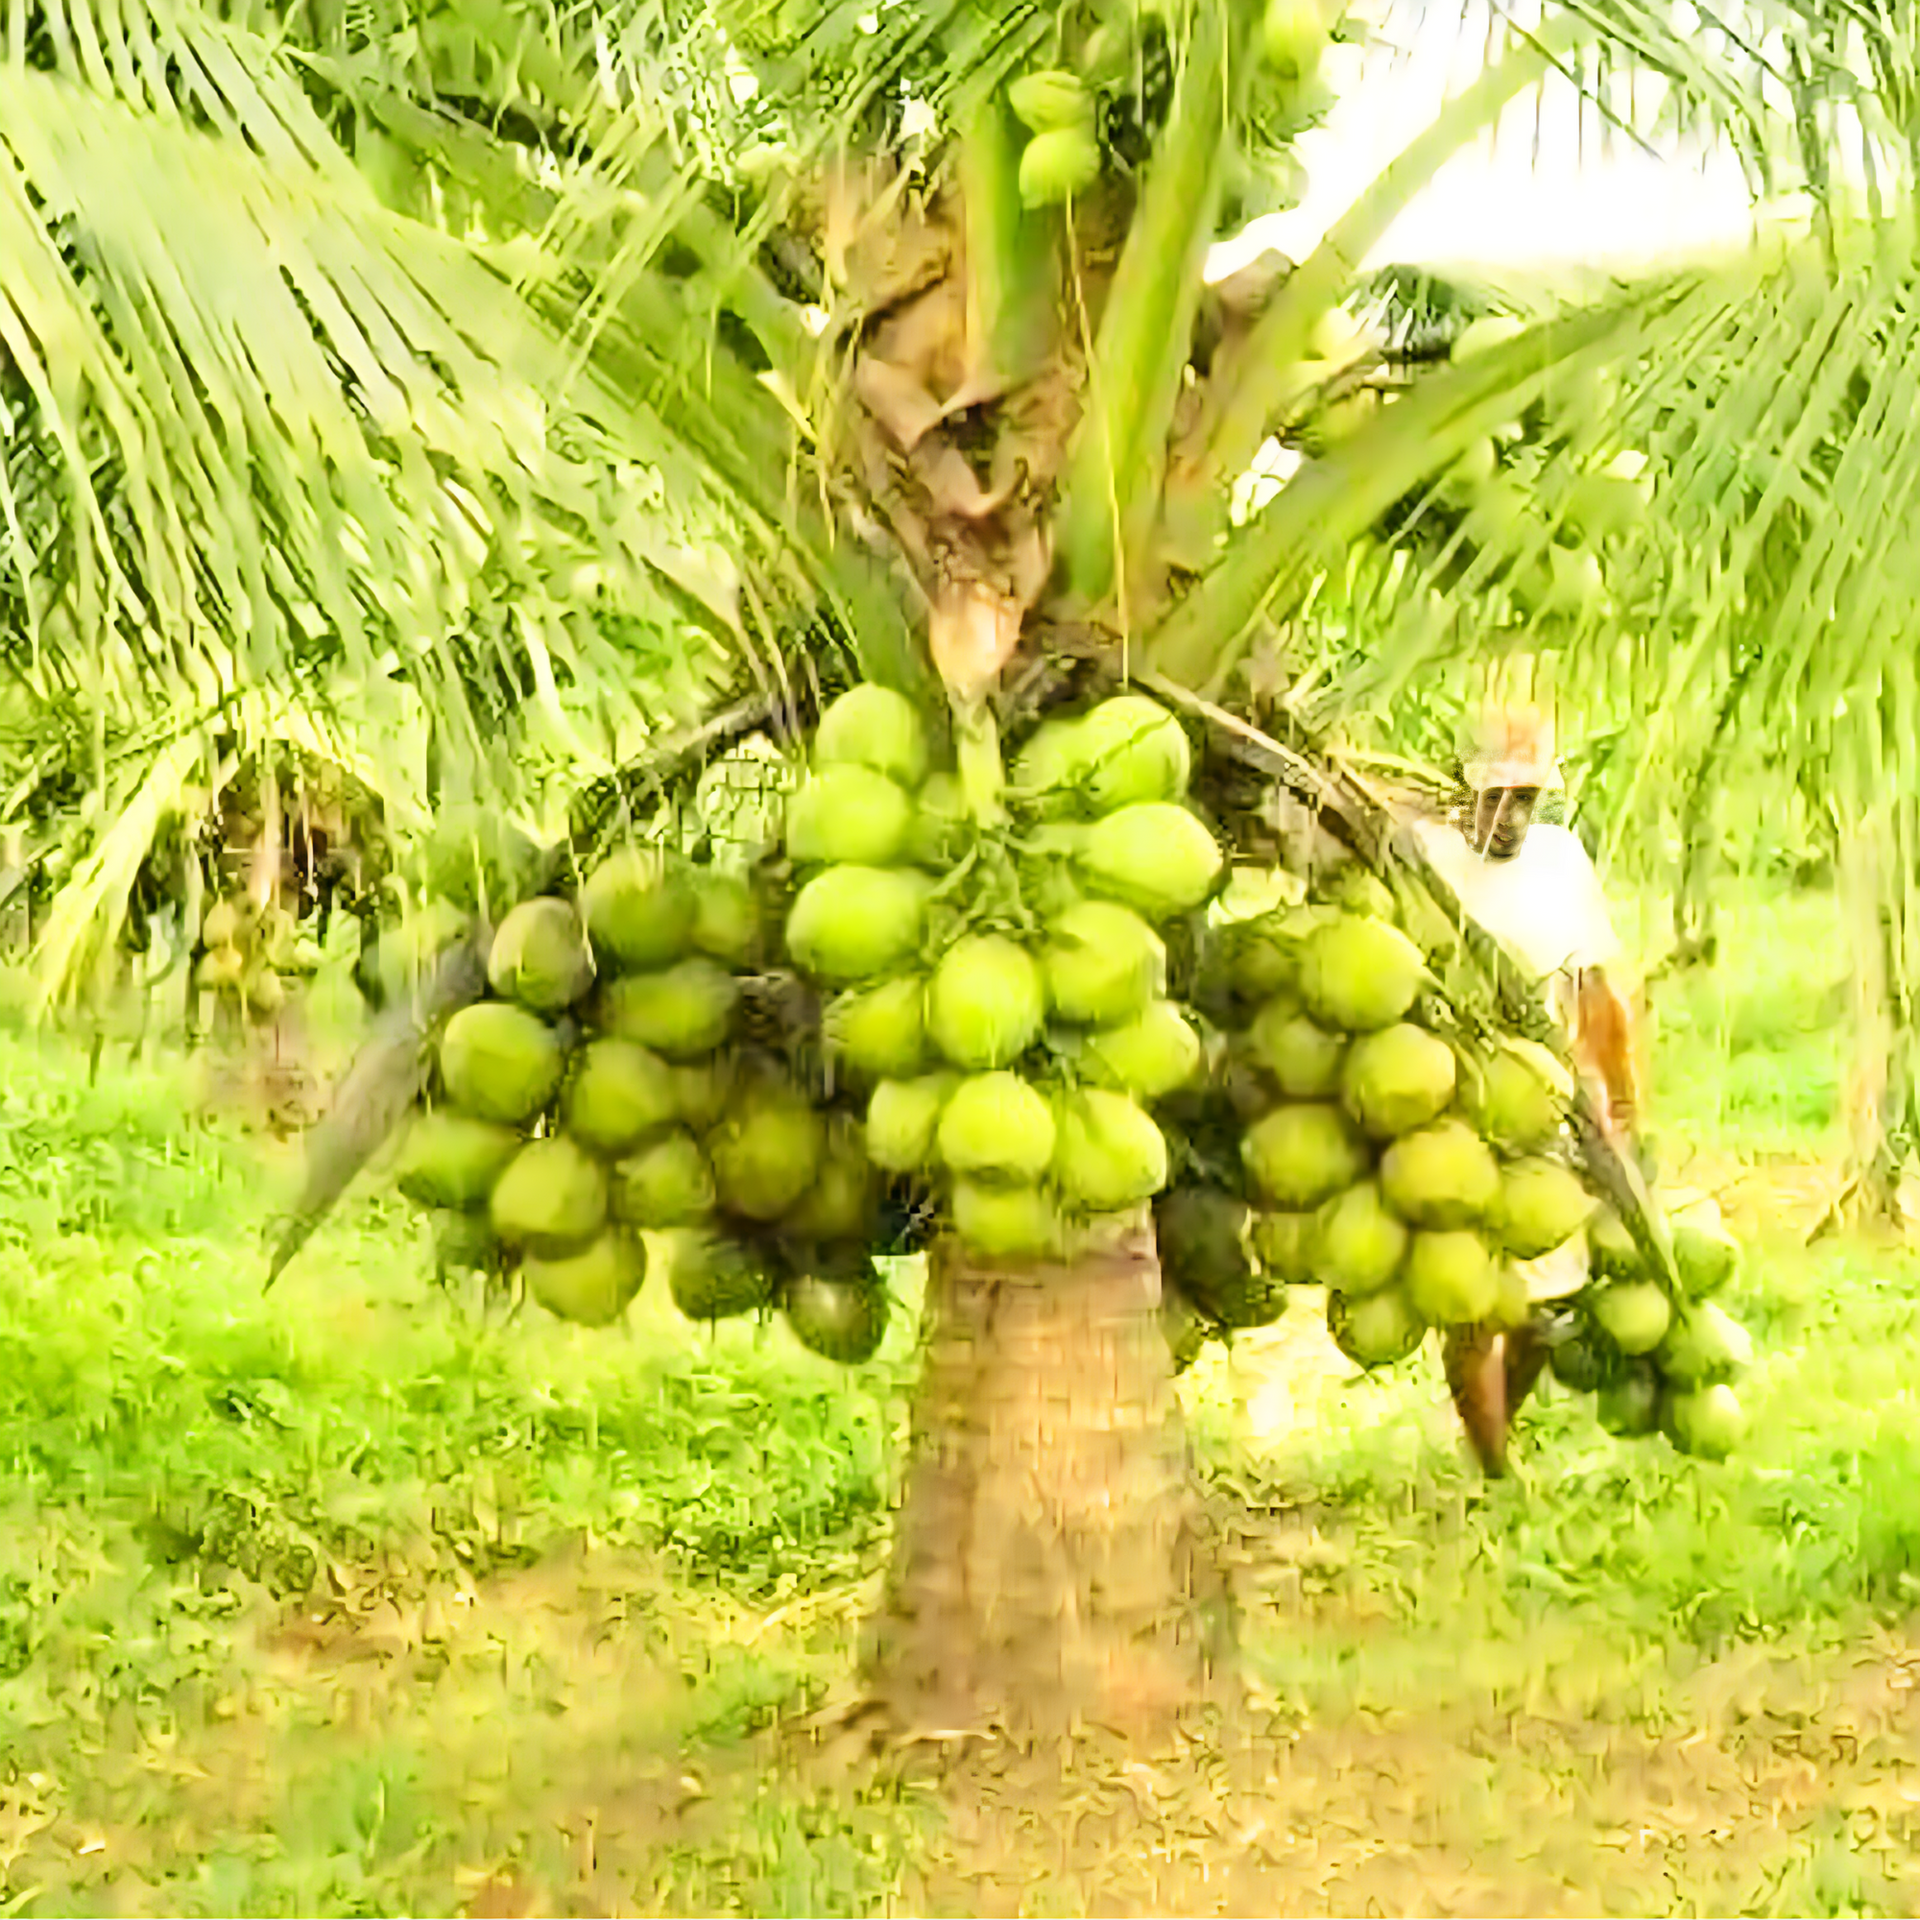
{"left": 439, "top": 1002, "right": 564, "bottom": 1126}
{"left": 1379, "top": 1120, "right": 1500, "bottom": 1229}
{"left": 1403, "top": 1229, "right": 1499, "bottom": 1325}
{"left": 487, "top": 896, "right": 596, "bottom": 1014}
{"left": 1155, "top": 1187, "right": 1274, "bottom": 1328}
{"left": 784, "top": 1117, "right": 879, "bottom": 1242}
{"left": 1041, "top": 900, "right": 1166, "bottom": 1024}
{"left": 1664, "top": 1381, "right": 1747, "bottom": 1460}
{"left": 1225, "top": 906, "right": 1330, "bottom": 1001}
{"left": 783, "top": 1267, "right": 891, "bottom": 1364}
{"left": 1548, "top": 1324, "right": 1616, "bottom": 1394}
{"left": 708, "top": 1080, "right": 825, "bottom": 1222}
{"left": 786, "top": 865, "right": 931, "bottom": 984}
{"left": 1341, "top": 1024, "right": 1458, "bottom": 1140}
{"left": 396, "top": 1113, "right": 522, "bottom": 1212}
{"left": 1251, "top": 1209, "right": 1319, "bottom": 1283}
{"left": 1591, "top": 1279, "right": 1671, "bottom": 1355}
{"left": 1596, "top": 1359, "right": 1662, "bottom": 1436}
{"left": 1488, "top": 1260, "right": 1532, "bottom": 1332}
{"left": 952, "top": 1180, "right": 1062, "bottom": 1259}
{"left": 1674, "top": 1217, "right": 1740, "bottom": 1297}
{"left": 1243, "top": 1103, "right": 1371, "bottom": 1213}
{"left": 1077, "top": 1001, "right": 1202, "bottom": 1100}
{"left": 1489, "top": 1157, "right": 1598, "bottom": 1260}
{"left": 1657, "top": 1300, "right": 1753, "bottom": 1387}
{"left": 937, "top": 1070, "right": 1058, "bottom": 1181}
{"left": 865, "top": 1072, "right": 957, "bottom": 1173}
{"left": 560, "top": 1038, "right": 680, "bottom": 1155}
{"left": 525, "top": 1228, "right": 647, "bottom": 1328}
{"left": 1072, "top": 695, "right": 1192, "bottom": 814}
{"left": 1588, "top": 1206, "right": 1643, "bottom": 1281}
{"left": 669, "top": 1058, "right": 737, "bottom": 1131}
{"left": 1471, "top": 1042, "right": 1565, "bottom": 1153}
{"left": 785, "top": 764, "right": 916, "bottom": 867}
{"left": 609, "top": 1129, "right": 715, "bottom": 1229}
{"left": 813, "top": 684, "right": 929, "bottom": 790}
{"left": 1297, "top": 914, "right": 1426, "bottom": 1034}
{"left": 1314, "top": 1180, "right": 1409, "bottom": 1299}
{"left": 1327, "top": 1286, "right": 1427, "bottom": 1368}
{"left": 1249, "top": 1002, "right": 1347, "bottom": 1098}
{"left": 825, "top": 975, "right": 928, "bottom": 1079}
{"left": 597, "top": 960, "right": 740, "bottom": 1059}
{"left": 1012, "top": 716, "right": 1087, "bottom": 809}
{"left": 579, "top": 849, "right": 696, "bottom": 971}
{"left": 490, "top": 1136, "right": 609, "bottom": 1257}
{"left": 1052, "top": 1089, "right": 1168, "bottom": 1212}
{"left": 926, "top": 934, "right": 1046, "bottom": 1070}
{"left": 688, "top": 870, "right": 759, "bottom": 968}
{"left": 1077, "top": 803, "right": 1224, "bottom": 921}
{"left": 665, "top": 1229, "right": 776, "bottom": 1321}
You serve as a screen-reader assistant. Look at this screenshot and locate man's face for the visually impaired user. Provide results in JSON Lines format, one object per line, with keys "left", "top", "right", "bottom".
{"left": 1470, "top": 785, "right": 1540, "bottom": 860}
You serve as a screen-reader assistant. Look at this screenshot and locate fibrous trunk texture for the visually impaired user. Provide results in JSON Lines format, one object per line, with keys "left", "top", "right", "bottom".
{"left": 864, "top": 1213, "right": 1231, "bottom": 1745}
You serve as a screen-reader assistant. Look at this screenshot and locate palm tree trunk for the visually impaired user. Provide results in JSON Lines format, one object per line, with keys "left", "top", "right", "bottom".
{"left": 863, "top": 1212, "right": 1232, "bottom": 1743}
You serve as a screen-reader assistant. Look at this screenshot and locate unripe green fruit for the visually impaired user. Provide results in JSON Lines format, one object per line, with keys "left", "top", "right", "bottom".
{"left": 938, "top": 1071, "right": 1057, "bottom": 1181}
{"left": 866, "top": 1073, "right": 957, "bottom": 1173}
{"left": 1019, "top": 125, "right": 1102, "bottom": 209}
{"left": 1041, "top": 900, "right": 1165, "bottom": 1025}
{"left": 786, "top": 764, "right": 915, "bottom": 867}
{"left": 825, "top": 975, "right": 928, "bottom": 1079}
{"left": 1008, "top": 69, "right": 1094, "bottom": 133}
{"left": 813, "top": 684, "right": 929, "bottom": 789}
{"left": 1052, "top": 1088, "right": 1167, "bottom": 1212}
{"left": 927, "top": 934, "right": 1046, "bottom": 1069}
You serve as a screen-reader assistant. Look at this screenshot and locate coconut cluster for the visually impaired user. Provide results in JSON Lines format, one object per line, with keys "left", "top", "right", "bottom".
{"left": 1548, "top": 1191, "right": 1752, "bottom": 1460}
{"left": 193, "top": 892, "right": 324, "bottom": 1020}
{"left": 391, "top": 855, "right": 893, "bottom": 1366}
{"left": 1157, "top": 867, "right": 1757, "bottom": 1460}
{"left": 1156, "top": 878, "right": 1603, "bottom": 1365}
{"left": 782, "top": 685, "right": 1225, "bottom": 1263}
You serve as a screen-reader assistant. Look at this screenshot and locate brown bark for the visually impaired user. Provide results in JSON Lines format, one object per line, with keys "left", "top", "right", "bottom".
{"left": 1442, "top": 1318, "right": 1550, "bottom": 1479}
{"left": 863, "top": 1210, "right": 1232, "bottom": 1745}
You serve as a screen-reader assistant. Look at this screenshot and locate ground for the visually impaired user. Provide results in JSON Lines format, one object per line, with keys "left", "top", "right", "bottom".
{"left": 4, "top": 879, "right": 1919, "bottom": 1917}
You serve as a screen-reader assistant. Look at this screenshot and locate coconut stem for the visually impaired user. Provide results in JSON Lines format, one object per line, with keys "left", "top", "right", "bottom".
{"left": 953, "top": 699, "right": 1009, "bottom": 827}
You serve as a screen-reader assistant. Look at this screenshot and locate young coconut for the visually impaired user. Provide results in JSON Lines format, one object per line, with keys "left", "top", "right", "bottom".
{"left": 561, "top": 1038, "right": 680, "bottom": 1155}
{"left": 785, "top": 764, "right": 917, "bottom": 867}
{"left": 866, "top": 1072, "right": 959, "bottom": 1173}
{"left": 1077, "top": 802, "right": 1225, "bottom": 920}
{"left": 396, "top": 1113, "right": 523, "bottom": 1213}
{"left": 1314, "top": 1180, "right": 1409, "bottom": 1299}
{"left": 1379, "top": 1120, "right": 1500, "bottom": 1229}
{"left": 665, "top": 1229, "right": 776, "bottom": 1321}
{"left": 782, "top": 1264, "right": 892, "bottom": 1365}
{"left": 937, "top": 1071, "right": 1058, "bottom": 1182}
{"left": 1243, "top": 1103, "right": 1372, "bottom": 1212}
{"left": 1052, "top": 1088, "right": 1169, "bottom": 1213}
{"left": 952, "top": 1180, "right": 1063, "bottom": 1260}
{"left": 491, "top": 1136, "right": 609, "bottom": 1258}
{"left": 609, "top": 1129, "right": 716, "bottom": 1229}
{"left": 1297, "top": 914, "right": 1427, "bottom": 1033}
{"left": 1341, "top": 1023, "right": 1458, "bottom": 1139}
{"left": 813, "top": 684, "right": 929, "bottom": 790}
{"left": 1328, "top": 1286, "right": 1428, "bottom": 1369}
{"left": 786, "top": 865, "right": 931, "bottom": 984}
{"left": 596, "top": 959, "right": 740, "bottom": 1060}
{"left": 579, "top": 849, "right": 697, "bottom": 971}
{"left": 488, "top": 896, "right": 596, "bottom": 1014}
{"left": 709, "top": 1079, "right": 826, "bottom": 1223}
{"left": 525, "top": 1228, "right": 647, "bottom": 1328}
{"left": 439, "top": 1002, "right": 564, "bottom": 1126}
{"left": 825, "top": 975, "right": 929, "bottom": 1079}
{"left": 926, "top": 934, "right": 1046, "bottom": 1069}
{"left": 1076, "top": 1001, "right": 1203, "bottom": 1100}
{"left": 1040, "top": 900, "right": 1166, "bottom": 1025}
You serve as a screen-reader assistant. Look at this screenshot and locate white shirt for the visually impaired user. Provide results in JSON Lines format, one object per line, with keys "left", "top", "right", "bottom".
{"left": 1410, "top": 818, "right": 1623, "bottom": 996}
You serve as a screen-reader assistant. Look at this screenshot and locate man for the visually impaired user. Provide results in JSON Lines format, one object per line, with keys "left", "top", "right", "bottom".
{"left": 1408, "top": 702, "right": 1645, "bottom": 1476}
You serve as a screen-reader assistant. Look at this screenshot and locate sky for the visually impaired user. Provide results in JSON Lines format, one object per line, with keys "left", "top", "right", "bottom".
{"left": 1209, "top": 0, "right": 1770, "bottom": 279}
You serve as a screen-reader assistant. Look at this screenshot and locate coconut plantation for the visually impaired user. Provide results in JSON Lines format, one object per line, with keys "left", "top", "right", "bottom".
{"left": 5, "top": 0, "right": 1920, "bottom": 1911}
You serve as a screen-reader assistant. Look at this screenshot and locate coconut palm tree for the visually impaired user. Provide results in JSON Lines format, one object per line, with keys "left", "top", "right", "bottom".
{"left": 2, "top": 0, "right": 1900, "bottom": 1740}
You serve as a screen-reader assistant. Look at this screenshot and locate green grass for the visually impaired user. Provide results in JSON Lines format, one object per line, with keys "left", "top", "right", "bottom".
{"left": 1, "top": 882, "right": 1917, "bottom": 1917}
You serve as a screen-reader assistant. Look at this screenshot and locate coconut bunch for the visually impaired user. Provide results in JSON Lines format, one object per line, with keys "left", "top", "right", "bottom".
{"left": 781, "top": 684, "right": 1225, "bottom": 1263}
{"left": 1155, "top": 873, "right": 1604, "bottom": 1370}
{"left": 192, "top": 891, "right": 324, "bottom": 1020}
{"left": 389, "top": 851, "right": 895, "bottom": 1365}
{"left": 1544, "top": 1190, "right": 1754, "bottom": 1460}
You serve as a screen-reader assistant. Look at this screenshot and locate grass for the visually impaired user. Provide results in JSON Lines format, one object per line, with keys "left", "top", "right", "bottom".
{"left": 2, "top": 879, "right": 1918, "bottom": 1916}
